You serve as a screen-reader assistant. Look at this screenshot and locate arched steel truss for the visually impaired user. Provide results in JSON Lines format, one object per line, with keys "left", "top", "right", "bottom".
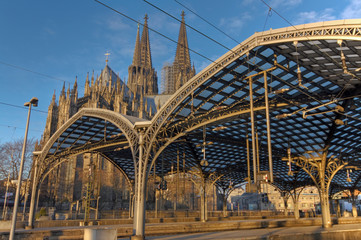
{"left": 29, "top": 20, "right": 361, "bottom": 238}
{"left": 36, "top": 108, "right": 139, "bottom": 181}
{"left": 27, "top": 108, "right": 143, "bottom": 228}
{"left": 145, "top": 19, "right": 361, "bottom": 189}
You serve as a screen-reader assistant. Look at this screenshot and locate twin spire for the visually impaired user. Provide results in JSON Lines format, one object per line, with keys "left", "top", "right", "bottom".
{"left": 127, "top": 14, "right": 158, "bottom": 96}
{"left": 174, "top": 11, "right": 191, "bottom": 69}
{"left": 132, "top": 14, "right": 152, "bottom": 69}
{"left": 129, "top": 12, "right": 194, "bottom": 96}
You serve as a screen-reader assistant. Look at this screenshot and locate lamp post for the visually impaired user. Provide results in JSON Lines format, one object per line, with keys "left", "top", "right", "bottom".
{"left": 9, "top": 97, "right": 38, "bottom": 240}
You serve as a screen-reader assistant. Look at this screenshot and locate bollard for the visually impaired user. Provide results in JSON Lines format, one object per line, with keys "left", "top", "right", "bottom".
{"left": 83, "top": 228, "right": 117, "bottom": 240}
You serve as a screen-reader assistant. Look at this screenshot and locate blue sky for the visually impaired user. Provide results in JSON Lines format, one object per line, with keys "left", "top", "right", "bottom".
{"left": 0, "top": 0, "right": 360, "bottom": 144}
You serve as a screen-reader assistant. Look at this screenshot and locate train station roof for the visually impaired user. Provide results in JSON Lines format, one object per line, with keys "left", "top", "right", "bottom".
{"left": 39, "top": 19, "right": 361, "bottom": 194}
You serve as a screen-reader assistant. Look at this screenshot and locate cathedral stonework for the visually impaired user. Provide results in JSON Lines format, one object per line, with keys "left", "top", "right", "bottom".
{"left": 38, "top": 13, "right": 194, "bottom": 209}
{"left": 161, "top": 11, "right": 195, "bottom": 95}
{"left": 127, "top": 15, "right": 158, "bottom": 97}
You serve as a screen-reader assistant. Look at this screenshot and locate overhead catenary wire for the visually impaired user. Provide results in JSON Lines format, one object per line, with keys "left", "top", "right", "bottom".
{"left": 173, "top": 0, "right": 354, "bottom": 103}
{"left": 0, "top": 60, "right": 70, "bottom": 85}
{"left": 0, "top": 60, "right": 89, "bottom": 90}
{"left": 0, "top": 101, "right": 48, "bottom": 114}
{"left": 96, "top": 0, "right": 307, "bottom": 108}
{"left": 144, "top": 0, "right": 272, "bottom": 75}
{"left": 94, "top": 0, "right": 216, "bottom": 64}
{"left": 143, "top": 0, "right": 233, "bottom": 52}
{"left": 96, "top": 0, "right": 275, "bottom": 87}
{"left": 0, "top": 123, "right": 43, "bottom": 133}
{"left": 259, "top": 0, "right": 361, "bottom": 100}
{"left": 173, "top": 0, "right": 240, "bottom": 45}
{"left": 0, "top": 100, "right": 82, "bottom": 125}
{"left": 96, "top": 0, "right": 359, "bottom": 130}
{"left": 174, "top": 0, "right": 356, "bottom": 123}
{"left": 148, "top": 0, "right": 271, "bottom": 79}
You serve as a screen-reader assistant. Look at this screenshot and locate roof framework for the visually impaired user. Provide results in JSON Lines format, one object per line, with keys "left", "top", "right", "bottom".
{"left": 146, "top": 20, "right": 361, "bottom": 193}
{"left": 36, "top": 20, "right": 361, "bottom": 197}
{"left": 28, "top": 19, "right": 361, "bottom": 236}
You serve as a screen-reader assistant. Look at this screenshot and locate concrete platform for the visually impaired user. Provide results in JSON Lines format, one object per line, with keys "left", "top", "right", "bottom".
{"left": 1, "top": 217, "right": 361, "bottom": 239}
{"left": 139, "top": 223, "right": 361, "bottom": 240}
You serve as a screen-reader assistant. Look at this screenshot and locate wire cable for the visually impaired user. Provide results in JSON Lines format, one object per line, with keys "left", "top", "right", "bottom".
{"left": 0, "top": 101, "right": 48, "bottom": 114}
{"left": 259, "top": 0, "right": 361, "bottom": 99}
{"left": 143, "top": 0, "right": 276, "bottom": 88}
{"left": 0, "top": 123, "right": 43, "bottom": 133}
{"left": 174, "top": 0, "right": 240, "bottom": 45}
{"left": 0, "top": 60, "right": 88, "bottom": 90}
{"left": 94, "top": 0, "right": 216, "bottom": 64}
{"left": 96, "top": 0, "right": 358, "bottom": 128}
{"left": 143, "top": 0, "right": 232, "bottom": 51}
{"left": 0, "top": 60, "right": 69, "bottom": 84}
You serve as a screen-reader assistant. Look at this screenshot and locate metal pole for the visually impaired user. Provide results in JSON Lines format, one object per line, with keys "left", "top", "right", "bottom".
{"left": 135, "top": 130, "right": 145, "bottom": 237}
{"left": 176, "top": 147, "right": 179, "bottom": 211}
{"left": 128, "top": 191, "right": 132, "bottom": 219}
{"left": 183, "top": 149, "right": 185, "bottom": 206}
{"left": 9, "top": 103, "right": 32, "bottom": 240}
{"left": 246, "top": 135, "right": 250, "bottom": 190}
{"left": 2, "top": 172, "right": 10, "bottom": 220}
{"left": 249, "top": 77, "right": 257, "bottom": 183}
{"left": 153, "top": 164, "right": 157, "bottom": 218}
{"left": 256, "top": 131, "right": 260, "bottom": 173}
{"left": 76, "top": 200, "right": 79, "bottom": 219}
{"left": 22, "top": 181, "right": 29, "bottom": 221}
{"left": 155, "top": 190, "right": 158, "bottom": 218}
{"left": 263, "top": 72, "right": 274, "bottom": 182}
{"left": 96, "top": 196, "right": 100, "bottom": 220}
{"left": 35, "top": 187, "right": 40, "bottom": 215}
{"left": 26, "top": 154, "right": 39, "bottom": 227}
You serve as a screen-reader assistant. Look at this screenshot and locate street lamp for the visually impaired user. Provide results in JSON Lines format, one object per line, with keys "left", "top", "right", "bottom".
{"left": 9, "top": 97, "right": 38, "bottom": 240}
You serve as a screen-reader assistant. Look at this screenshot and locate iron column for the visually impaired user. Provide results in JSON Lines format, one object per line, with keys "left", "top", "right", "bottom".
{"left": 248, "top": 77, "right": 257, "bottom": 183}
{"left": 9, "top": 97, "right": 38, "bottom": 240}
{"left": 263, "top": 71, "right": 274, "bottom": 182}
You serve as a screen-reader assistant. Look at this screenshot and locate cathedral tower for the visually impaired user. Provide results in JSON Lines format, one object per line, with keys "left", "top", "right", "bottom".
{"left": 128, "top": 14, "right": 158, "bottom": 96}
{"left": 161, "top": 11, "right": 195, "bottom": 94}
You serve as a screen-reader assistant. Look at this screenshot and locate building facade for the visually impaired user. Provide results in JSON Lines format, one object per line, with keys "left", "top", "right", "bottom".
{"left": 38, "top": 13, "right": 195, "bottom": 210}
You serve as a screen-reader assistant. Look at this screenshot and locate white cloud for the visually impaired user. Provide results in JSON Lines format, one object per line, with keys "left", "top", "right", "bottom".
{"left": 293, "top": 0, "right": 361, "bottom": 25}
{"left": 341, "top": 0, "right": 361, "bottom": 19}
{"left": 219, "top": 13, "right": 252, "bottom": 34}
{"left": 43, "top": 27, "right": 56, "bottom": 36}
{"left": 294, "top": 8, "right": 336, "bottom": 24}
{"left": 105, "top": 16, "right": 131, "bottom": 31}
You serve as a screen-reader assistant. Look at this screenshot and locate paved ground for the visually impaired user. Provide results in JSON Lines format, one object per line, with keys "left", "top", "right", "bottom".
{"left": 118, "top": 222, "right": 361, "bottom": 240}
{"left": 2, "top": 217, "right": 361, "bottom": 239}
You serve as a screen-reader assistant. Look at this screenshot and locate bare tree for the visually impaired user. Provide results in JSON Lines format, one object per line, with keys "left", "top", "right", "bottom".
{"left": 0, "top": 138, "right": 36, "bottom": 181}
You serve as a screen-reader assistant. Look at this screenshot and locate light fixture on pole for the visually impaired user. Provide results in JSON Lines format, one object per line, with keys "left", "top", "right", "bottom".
{"left": 9, "top": 97, "right": 38, "bottom": 240}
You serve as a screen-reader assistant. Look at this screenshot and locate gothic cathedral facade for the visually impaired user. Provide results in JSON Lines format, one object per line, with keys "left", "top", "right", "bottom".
{"left": 37, "top": 12, "right": 195, "bottom": 209}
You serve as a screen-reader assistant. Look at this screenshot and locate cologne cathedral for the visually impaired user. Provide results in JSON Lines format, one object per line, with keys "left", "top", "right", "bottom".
{"left": 36, "top": 12, "right": 196, "bottom": 210}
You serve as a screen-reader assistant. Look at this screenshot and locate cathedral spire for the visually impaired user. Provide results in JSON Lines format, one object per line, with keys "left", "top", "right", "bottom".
{"left": 91, "top": 70, "right": 95, "bottom": 87}
{"left": 73, "top": 76, "right": 78, "bottom": 90}
{"left": 132, "top": 24, "right": 141, "bottom": 66}
{"left": 85, "top": 72, "right": 90, "bottom": 96}
{"left": 60, "top": 82, "right": 66, "bottom": 97}
{"left": 164, "top": 11, "right": 195, "bottom": 94}
{"left": 66, "top": 84, "right": 71, "bottom": 100}
{"left": 128, "top": 14, "right": 158, "bottom": 96}
{"left": 174, "top": 11, "right": 191, "bottom": 68}
{"left": 51, "top": 90, "right": 56, "bottom": 105}
{"left": 71, "top": 76, "right": 78, "bottom": 101}
{"left": 140, "top": 14, "right": 152, "bottom": 68}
